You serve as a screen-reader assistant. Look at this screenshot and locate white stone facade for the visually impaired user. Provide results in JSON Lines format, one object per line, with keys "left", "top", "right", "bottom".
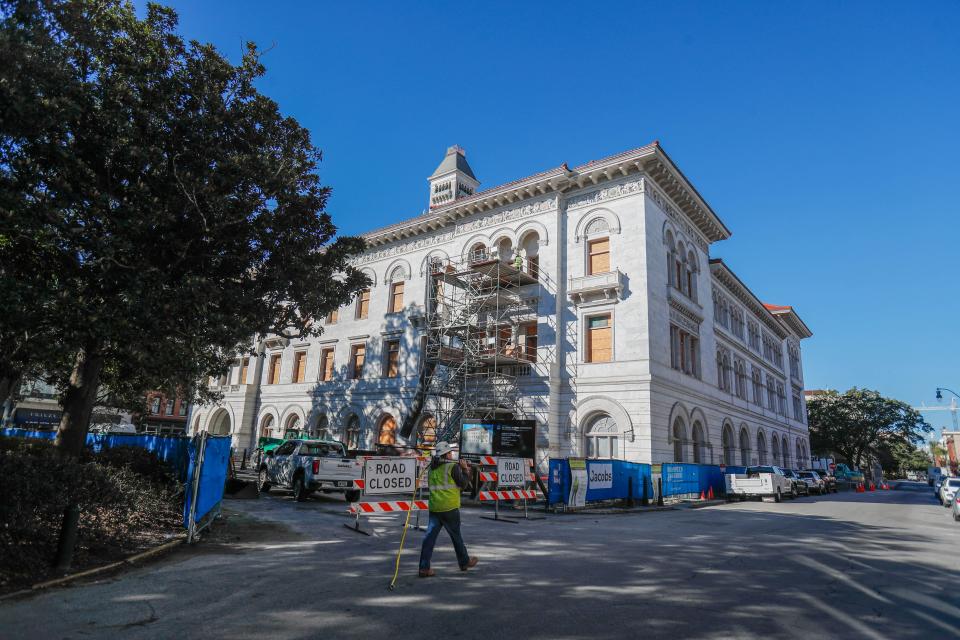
{"left": 190, "top": 142, "right": 813, "bottom": 470}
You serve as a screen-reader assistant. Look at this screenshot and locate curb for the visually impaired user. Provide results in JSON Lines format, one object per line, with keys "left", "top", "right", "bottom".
{"left": 0, "top": 536, "right": 186, "bottom": 603}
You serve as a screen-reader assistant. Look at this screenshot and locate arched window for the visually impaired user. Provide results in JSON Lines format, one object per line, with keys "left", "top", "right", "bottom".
{"left": 209, "top": 409, "right": 231, "bottom": 436}
{"left": 782, "top": 436, "right": 792, "bottom": 469}
{"left": 259, "top": 414, "right": 275, "bottom": 439}
{"left": 772, "top": 435, "right": 781, "bottom": 466}
{"left": 757, "top": 431, "right": 768, "bottom": 465}
{"left": 469, "top": 242, "right": 487, "bottom": 264}
{"left": 315, "top": 414, "right": 330, "bottom": 440}
{"left": 722, "top": 423, "right": 735, "bottom": 466}
{"left": 716, "top": 350, "right": 726, "bottom": 391}
{"left": 345, "top": 415, "right": 361, "bottom": 450}
{"left": 672, "top": 417, "right": 687, "bottom": 462}
{"left": 418, "top": 415, "right": 437, "bottom": 448}
{"left": 586, "top": 414, "right": 620, "bottom": 459}
{"left": 378, "top": 414, "right": 397, "bottom": 446}
{"left": 674, "top": 242, "right": 685, "bottom": 293}
{"left": 521, "top": 231, "right": 540, "bottom": 278}
{"left": 284, "top": 414, "right": 301, "bottom": 434}
{"left": 665, "top": 230, "right": 676, "bottom": 287}
{"left": 692, "top": 421, "right": 706, "bottom": 464}
{"left": 796, "top": 439, "right": 804, "bottom": 468}
{"left": 739, "top": 427, "right": 751, "bottom": 466}
{"left": 686, "top": 249, "right": 697, "bottom": 302}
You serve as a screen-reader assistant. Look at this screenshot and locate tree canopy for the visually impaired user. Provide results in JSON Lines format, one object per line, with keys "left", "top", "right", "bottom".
{"left": 807, "top": 388, "right": 931, "bottom": 469}
{"left": 0, "top": 0, "right": 369, "bottom": 453}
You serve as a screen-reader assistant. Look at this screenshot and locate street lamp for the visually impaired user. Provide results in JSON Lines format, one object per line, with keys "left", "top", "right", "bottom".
{"left": 936, "top": 387, "right": 960, "bottom": 401}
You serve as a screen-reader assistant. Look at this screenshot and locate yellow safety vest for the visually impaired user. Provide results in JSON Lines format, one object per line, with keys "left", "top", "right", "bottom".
{"left": 428, "top": 462, "right": 461, "bottom": 512}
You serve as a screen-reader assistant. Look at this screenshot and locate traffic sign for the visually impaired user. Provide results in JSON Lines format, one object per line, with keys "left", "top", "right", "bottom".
{"left": 363, "top": 457, "right": 417, "bottom": 496}
{"left": 497, "top": 457, "right": 525, "bottom": 488}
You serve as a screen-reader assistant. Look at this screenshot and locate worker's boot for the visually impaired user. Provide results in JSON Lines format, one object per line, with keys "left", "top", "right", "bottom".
{"left": 418, "top": 568, "right": 435, "bottom": 578}
{"left": 460, "top": 557, "right": 479, "bottom": 571}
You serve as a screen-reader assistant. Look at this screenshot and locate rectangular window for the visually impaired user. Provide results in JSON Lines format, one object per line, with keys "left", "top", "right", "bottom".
{"left": 388, "top": 281, "right": 404, "bottom": 313}
{"left": 586, "top": 314, "right": 612, "bottom": 363}
{"left": 351, "top": 344, "right": 366, "bottom": 379}
{"left": 320, "top": 348, "right": 335, "bottom": 382}
{"left": 670, "top": 324, "right": 700, "bottom": 378}
{"left": 268, "top": 354, "right": 281, "bottom": 385}
{"left": 356, "top": 289, "right": 370, "bottom": 320}
{"left": 164, "top": 399, "right": 174, "bottom": 415}
{"left": 587, "top": 238, "right": 611, "bottom": 275}
{"left": 793, "top": 393, "right": 803, "bottom": 421}
{"left": 150, "top": 397, "right": 161, "bottom": 414}
{"left": 239, "top": 358, "right": 249, "bottom": 385}
{"left": 178, "top": 400, "right": 187, "bottom": 416}
{"left": 293, "top": 351, "right": 307, "bottom": 383}
{"left": 326, "top": 308, "right": 339, "bottom": 324}
{"left": 384, "top": 340, "right": 400, "bottom": 378}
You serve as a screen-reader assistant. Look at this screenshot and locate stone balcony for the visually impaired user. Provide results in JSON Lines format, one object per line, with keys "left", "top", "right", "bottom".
{"left": 568, "top": 269, "right": 625, "bottom": 305}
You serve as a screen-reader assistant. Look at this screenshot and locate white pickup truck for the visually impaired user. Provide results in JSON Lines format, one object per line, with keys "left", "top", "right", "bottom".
{"left": 726, "top": 465, "right": 795, "bottom": 502}
{"left": 258, "top": 439, "right": 363, "bottom": 502}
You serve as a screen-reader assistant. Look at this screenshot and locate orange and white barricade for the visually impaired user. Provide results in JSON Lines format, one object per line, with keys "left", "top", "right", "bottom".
{"left": 473, "top": 456, "right": 540, "bottom": 522}
{"left": 346, "top": 456, "right": 429, "bottom": 535}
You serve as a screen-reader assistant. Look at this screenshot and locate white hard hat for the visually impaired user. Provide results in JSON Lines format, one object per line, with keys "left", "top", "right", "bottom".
{"left": 434, "top": 441, "right": 458, "bottom": 457}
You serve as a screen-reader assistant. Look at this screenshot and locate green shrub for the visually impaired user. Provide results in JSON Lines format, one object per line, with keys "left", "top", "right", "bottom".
{"left": 0, "top": 441, "right": 182, "bottom": 587}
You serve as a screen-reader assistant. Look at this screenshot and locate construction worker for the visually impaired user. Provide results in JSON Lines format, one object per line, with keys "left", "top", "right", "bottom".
{"left": 419, "top": 441, "right": 478, "bottom": 577}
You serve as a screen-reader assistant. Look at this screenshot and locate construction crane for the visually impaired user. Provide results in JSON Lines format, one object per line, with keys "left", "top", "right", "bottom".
{"left": 913, "top": 396, "right": 959, "bottom": 431}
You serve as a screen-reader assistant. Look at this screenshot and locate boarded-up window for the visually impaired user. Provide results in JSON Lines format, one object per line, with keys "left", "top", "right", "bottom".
{"left": 384, "top": 340, "right": 400, "bottom": 378}
{"left": 378, "top": 415, "right": 397, "bottom": 446}
{"left": 293, "top": 351, "right": 307, "bottom": 383}
{"left": 587, "top": 315, "right": 612, "bottom": 363}
{"left": 419, "top": 415, "right": 437, "bottom": 448}
{"left": 320, "top": 348, "right": 335, "bottom": 382}
{"left": 523, "top": 323, "right": 538, "bottom": 362}
{"left": 588, "top": 238, "right": 610, "bottom": 275}
{"left": 268, "top": 354, "right": 282, "bottom": 384}
{"left": 389, "top": 281, "right": 405, "bottom": 313}
{"left": 351, "top": 344, "right": 365, "bottom": 379}
{"left": 326, "top": 309, "right": 338, "bottom": 324}
{"left": 239, "top": 358, "right": 249, "bottom": 385}
{"left": 356, "top": 289, "right": 370, "bottom": 319}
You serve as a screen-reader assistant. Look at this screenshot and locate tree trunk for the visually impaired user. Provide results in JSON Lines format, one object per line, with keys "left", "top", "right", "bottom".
{"left": 0, "top": 374, "right": 19, "bottom": 425}
{"left": 55, "top": 347, "right": 105, "bottom": 457}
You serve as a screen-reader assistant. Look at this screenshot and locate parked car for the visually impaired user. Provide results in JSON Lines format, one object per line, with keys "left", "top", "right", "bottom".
{"left": 726, "top": 465, "right": 795, "bottom": 502}
{"left": 952, "top": 492, "right": 960, "bottom": 521}
{"left": 807, "top": 468, "right": 838, "bottom": 493}
{"left": 797, "top": 470, "right": 826, "bottom": 495}
{"left": 935, "top": 475, "right": 948, "bottom": 500}
{"left": 782, "top": 469, "right": 809, "bottom": 496}
{"left": 940, "top": 478, "right": 960, "bottom": 507}
{"left": 258, "top": 439, "right": 363, "bottom": 502}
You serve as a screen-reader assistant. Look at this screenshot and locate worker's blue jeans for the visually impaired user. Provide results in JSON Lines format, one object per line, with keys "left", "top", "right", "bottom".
{"left": 419, "top": 509, "right": 470, "bottom": 570}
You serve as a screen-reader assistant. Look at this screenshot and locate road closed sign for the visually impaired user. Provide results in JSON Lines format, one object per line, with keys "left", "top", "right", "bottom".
{"left": 363, "top": 457, "right": 417, "bottom": 496}
{"left": 497, "top": 457, "right": 526, "bottom": 488}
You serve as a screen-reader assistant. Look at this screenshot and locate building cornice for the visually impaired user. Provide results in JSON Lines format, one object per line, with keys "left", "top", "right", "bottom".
{"left": 709, "top": 259, "right": 789, "bottom": 341}
{"left": 361, "top": 142, "right": 731, "bottom": 249}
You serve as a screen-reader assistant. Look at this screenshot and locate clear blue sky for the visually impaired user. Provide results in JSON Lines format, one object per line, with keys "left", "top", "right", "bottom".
{"left": 141, "top": 1, "right": 960, "bottom": 436}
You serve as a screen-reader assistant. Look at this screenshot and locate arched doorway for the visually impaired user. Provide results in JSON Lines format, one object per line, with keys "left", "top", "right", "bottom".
{"left": 377, "top": 414, "right": 397, "bottom": 446}
{"left": 345, "top": 414, "right": 361, "bottom": 450}
{"left": 722, "top": 423, "right": 735, "bottom": 466}
{"left": 208, "top": 409, "right": 231, "bottom": 436}
{"left": 739, "top": 426, "right": 751, "bottom": 466}
{"left": 418, "top": 415, "right": 437, "bottom": 448}
{"left": 772, "top": 435, "right": 781, "bottom": 466}
{"left": 520, "top": 231, "right": 540, "bottom": 277}
{"left": 315, "top": 414, "right": 330, "bottom": 439}
{"left": 796, "top": 438, "right": 804, "bottom": 468}
{"left": 691, "top": 421, "right": 705, "bottom": 464}
{"left": 757, "top": 431, "right": 767, "bottom": 465}
{"left": 782, "top": 436, "right": 792, "bottom": 468}
{"left": 259, "top": 414, "right": 275, "bottom": 440}
{"left": 284, "top": 413, "right": 301, "bottom": 435}
{"left": 586, "top": 414, "right": 620, "bottom": 459}
{"left": 672, "top": 417, "right": 686, "bottom": 462}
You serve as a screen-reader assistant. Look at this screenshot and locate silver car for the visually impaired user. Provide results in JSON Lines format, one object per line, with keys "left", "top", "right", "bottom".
{"left": 797, "top": 470, "right": 826, "bottom": 495}
{"left": 941, "top": 478, "right": 960, "bottom": 507}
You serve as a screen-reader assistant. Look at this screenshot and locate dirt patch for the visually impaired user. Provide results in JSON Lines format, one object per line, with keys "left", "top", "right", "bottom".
{"left": 174, "top": 507, "right": 303, "bottom": 557}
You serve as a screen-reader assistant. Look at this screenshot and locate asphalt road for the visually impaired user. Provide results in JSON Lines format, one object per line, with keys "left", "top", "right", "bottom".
{"left": 1, "top": 482, "right": 957, "bottom": 639}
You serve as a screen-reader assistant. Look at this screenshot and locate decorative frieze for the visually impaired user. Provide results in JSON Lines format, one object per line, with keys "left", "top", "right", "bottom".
{"left": 354, "top": 196, "right": 558, "bottom": 265}
{"left": 567, "top": 179, "right": 643, "bottom": 210}
{"left": 668, "top": 297, "right": 703, "bottom": 335}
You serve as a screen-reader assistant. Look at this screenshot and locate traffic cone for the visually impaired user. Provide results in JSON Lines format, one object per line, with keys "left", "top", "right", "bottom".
{"left": 708, "top": 486, "right": 715, "bottom": 500}
{"left": 699, "top": 490, "right": 706, "bottom": 501}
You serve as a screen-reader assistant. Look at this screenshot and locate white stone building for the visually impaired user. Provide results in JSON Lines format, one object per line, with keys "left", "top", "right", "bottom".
{"left": 190, "top": 142, "right": 813, "bottom": 469}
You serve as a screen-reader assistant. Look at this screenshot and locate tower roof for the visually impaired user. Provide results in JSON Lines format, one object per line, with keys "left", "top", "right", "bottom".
{"left": 429, "top": 145, "right": 477, "bottom": 181}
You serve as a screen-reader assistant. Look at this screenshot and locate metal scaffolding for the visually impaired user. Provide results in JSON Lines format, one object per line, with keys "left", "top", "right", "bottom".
{"left": 402, "top": 248, "right": 541, "bottom": 445}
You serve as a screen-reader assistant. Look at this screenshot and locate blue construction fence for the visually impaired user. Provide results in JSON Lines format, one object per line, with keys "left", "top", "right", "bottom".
{"left": 548, "top": 459, "right": 653, "bottom": 506}
{"left": 661, "top": 463, "right": 747, "bottom": 498}
{"left": 183, "top": 435, "right": 232, "bottom": 529}
{"left": 1, "top": 427, "right": 193, "bottom": 482}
